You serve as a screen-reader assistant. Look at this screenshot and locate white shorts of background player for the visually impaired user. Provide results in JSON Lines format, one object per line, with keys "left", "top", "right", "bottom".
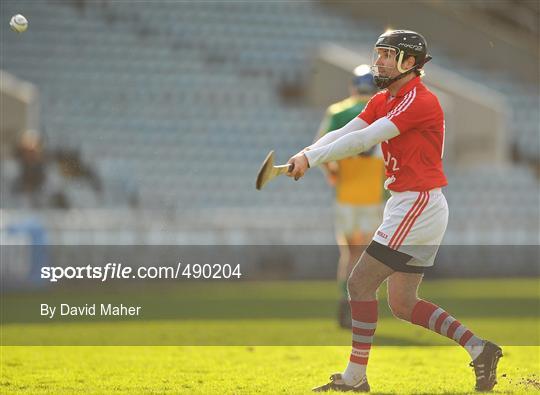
{"left": 335, "top": 203, "right": 383, "bottom": 238}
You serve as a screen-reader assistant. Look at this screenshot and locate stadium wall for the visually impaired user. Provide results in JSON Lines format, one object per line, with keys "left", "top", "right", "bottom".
{"left": 0, "top": 71, "right": 40, "bottom": 158}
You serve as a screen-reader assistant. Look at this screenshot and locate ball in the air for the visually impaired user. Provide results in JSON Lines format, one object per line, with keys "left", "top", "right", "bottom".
{"left": 10, "top": 14, "right": 28, "bottom": 33}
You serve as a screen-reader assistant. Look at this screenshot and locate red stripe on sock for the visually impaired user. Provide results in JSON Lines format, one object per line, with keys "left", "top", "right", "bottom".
{"left": 446, "top": 320, "right": 461, "bottom": 339}
{"left": 411, "top": 301, "right": 479, "bottom": 352}
{"left": 434, "top": 312, "right": 450, "bottom": 333}
{"left": 410, "top": 300, "right": 438, "bottom": 327}
{"left": 350, "top": 355, "right": 369, "bottom": 365}
{"left": 352, "top": 327, "right": 376, "bottom": 336}
{"left": 349, "top": 301, "right": 377, "bottom": 368}
{"left": 459, "top": 330, "right": 474, "bottom": 346}
{"left": 349, "top": 300, "right": 378, "bottom": 323}
{"left": 352, "top": 342, "right": 372, "bottom": 350}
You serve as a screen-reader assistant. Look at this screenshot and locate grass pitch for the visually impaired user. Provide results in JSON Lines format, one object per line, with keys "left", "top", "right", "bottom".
{"left": 2, "top": 346, "right": 539, "bottom": 394}
{"left": 1, "top": 279, "right": 539, "bottom": 393}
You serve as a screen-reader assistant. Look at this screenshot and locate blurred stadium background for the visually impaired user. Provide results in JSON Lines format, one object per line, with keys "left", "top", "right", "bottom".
{"left": 1, "top": 0, "right": 539, "bottom": 285}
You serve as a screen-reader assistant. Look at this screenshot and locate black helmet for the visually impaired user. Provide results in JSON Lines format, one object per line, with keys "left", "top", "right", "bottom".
{"left": 372, "top": 30, "right": 432, "bottom": 89}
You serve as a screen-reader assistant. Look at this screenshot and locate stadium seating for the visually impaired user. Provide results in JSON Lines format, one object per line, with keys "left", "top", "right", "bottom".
{"left": 1, "top": 0, "right": 538, "bottom": 245}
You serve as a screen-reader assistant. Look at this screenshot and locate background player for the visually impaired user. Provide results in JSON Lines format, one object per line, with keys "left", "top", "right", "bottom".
{"left": 286, "top": 30, "right": 503, "bottom": 393}
{"left": 316, "top": 66, "right": 385, "bottom": 329}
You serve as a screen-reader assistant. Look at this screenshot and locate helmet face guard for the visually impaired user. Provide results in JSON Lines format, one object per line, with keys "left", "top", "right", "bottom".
{"left": 370, "top": 30, "right": 432, "bottom": 89}
{"left": 371, "top": 46, "right": 401, "bottom": 89}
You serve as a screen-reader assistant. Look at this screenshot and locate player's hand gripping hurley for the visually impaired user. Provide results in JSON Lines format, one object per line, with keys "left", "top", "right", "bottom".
{"left": 255, "top": 151, "right": 293, "bottom": 190}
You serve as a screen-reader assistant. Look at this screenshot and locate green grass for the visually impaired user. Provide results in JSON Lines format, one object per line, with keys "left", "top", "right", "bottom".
{"left": 1, "top": 346, "right": 539, "bottom": 394}
{"left": 2, "top": 279, "right": 538, "bottom": 346}
{"left": 1, "top": 279, "right": 539, "bottom": 393}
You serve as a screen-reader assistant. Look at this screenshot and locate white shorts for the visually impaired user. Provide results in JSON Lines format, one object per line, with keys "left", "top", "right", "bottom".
{"left": 335, "top": 203, "right": 383, "bottom": 237}
{"left": 372, "top": 188, "right": 448, "bottom": 267}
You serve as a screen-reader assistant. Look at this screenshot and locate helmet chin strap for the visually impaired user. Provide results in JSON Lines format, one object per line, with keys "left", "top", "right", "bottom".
{"left": 374, "top": 68, "right": 415, "bottom": 89}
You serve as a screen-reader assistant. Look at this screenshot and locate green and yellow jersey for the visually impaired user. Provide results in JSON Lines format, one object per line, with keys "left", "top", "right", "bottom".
{"left": 318, "top": 96, "right": 386, "bottom": 205}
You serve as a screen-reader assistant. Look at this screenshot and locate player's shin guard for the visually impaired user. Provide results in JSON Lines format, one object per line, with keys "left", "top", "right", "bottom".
{"left": 410, "top": 300, "right": 484, "bottom": 358}
{"left": 342, "top": 300, "right": 377, "bottom": 385}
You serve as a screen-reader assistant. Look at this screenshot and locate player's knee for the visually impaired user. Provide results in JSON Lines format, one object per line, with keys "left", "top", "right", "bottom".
{"left": 346, "top": 274, "right": 360, "bottom": 299}
{"left": 347, "top": 272, "right": 373, "bottom": 300}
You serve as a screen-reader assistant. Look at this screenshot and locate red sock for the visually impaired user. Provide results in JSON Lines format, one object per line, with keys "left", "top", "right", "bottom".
{"left": 411, "top": 300, "right": 481, "bottom": 347}
{"left": 349, "top": 300, "right": 378, "bottom": 365}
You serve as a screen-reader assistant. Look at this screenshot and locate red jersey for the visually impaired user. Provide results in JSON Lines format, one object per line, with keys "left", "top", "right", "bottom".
{"left": 358, "top": 76, "right": 447, "bottom": 192}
